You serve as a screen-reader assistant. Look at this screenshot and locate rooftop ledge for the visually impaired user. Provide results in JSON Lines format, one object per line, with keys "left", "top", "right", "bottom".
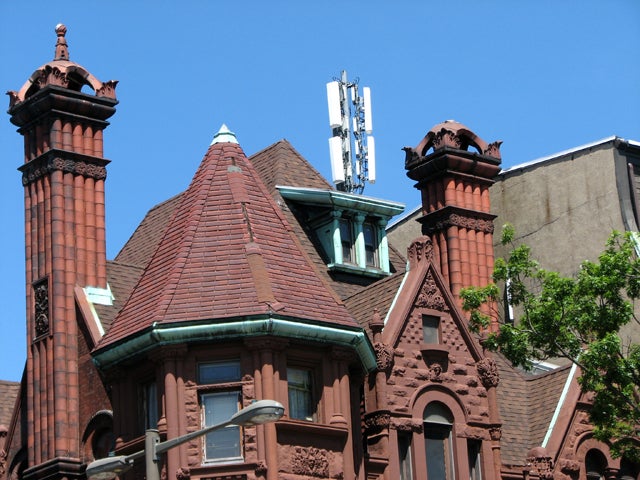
{"left": 92, "top": 315, "right": 377, "bottom": 373}
{"left": 277, "top": 186, "right": 405, "bottom": 218}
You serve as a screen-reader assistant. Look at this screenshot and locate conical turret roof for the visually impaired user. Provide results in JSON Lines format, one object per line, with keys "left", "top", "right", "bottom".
{"left": 100, "top": 126, "right": 357, "bottom": 347}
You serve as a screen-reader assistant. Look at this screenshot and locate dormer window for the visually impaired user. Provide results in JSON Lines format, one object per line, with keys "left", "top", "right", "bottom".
{"left": 276, "top": 186, "right": 404, "bottom": 278}
{"left": 340, "top": 219, "right": 355, "bottom": 264}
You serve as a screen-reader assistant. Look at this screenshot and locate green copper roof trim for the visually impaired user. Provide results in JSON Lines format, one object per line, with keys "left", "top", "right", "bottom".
{"left": 93, "top": 315, "right": 377, "bottom": 372}
{"left": 277, "top": 186, "right": 405, "bottom": 217}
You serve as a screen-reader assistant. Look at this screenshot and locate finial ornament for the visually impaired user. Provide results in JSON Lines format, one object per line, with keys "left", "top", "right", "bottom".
{"left": 54, "top": 24, "right": 69, "bottom": 61}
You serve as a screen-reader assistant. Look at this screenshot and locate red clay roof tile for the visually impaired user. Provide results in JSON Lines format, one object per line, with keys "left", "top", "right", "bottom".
{"left": 100, "top": 139, "right": 358, "bottom": 348}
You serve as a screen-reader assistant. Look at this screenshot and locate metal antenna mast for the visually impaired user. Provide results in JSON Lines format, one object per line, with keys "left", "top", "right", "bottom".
{"left": 326, "top": 70, "right": 376, "bottom": 194}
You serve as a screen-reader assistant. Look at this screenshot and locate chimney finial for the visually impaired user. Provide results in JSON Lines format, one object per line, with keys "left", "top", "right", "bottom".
{"left": 54, "top": 24, "right": 68, "bottom": 60}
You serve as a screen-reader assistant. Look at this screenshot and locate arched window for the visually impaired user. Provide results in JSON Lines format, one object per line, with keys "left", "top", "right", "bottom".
{"left": 620, "top": 456, "right": 640, "bottom": 480}
{"left": 424, "top": 401, "right": 455, "bottom": 479}
{"left": 585, "top": 449, "right": 607, "bottom": 480}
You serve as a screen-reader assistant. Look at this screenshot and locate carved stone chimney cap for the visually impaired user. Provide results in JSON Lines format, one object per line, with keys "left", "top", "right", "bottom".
{"left": 412, "top": 120, "right": 502, "bottom": 160}
{"left": 7, "top": 24, "right": 118, "bottom": 109}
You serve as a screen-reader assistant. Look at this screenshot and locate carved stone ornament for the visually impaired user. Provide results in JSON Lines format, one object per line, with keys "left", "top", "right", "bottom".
{"left": 489, "top": 426, "right": 502, "bottom": 441}
{"left": 175, "top": 467, "right": 190, "bottom": 480}
{"left": 407, "top": 236, "right": 433, "bottom": 265}
{"left": 527, "top": 447, "right": 554, "bottom": 480}
{"left": 254, "top": 461, "right": 267, "bottom": 476}
{"left": 429, "top": 362, "right": 444, "bottom": 382}
{"left": 33, "top": 278, "right": 50, "bottom": 338}
{"left": 21, "top": 155, "right": 107, "bottom": 186}
{"left": 476, "top": 358, "right": 499, "bottom": 388}
{"left": 424, "top": 212, "right": 495, "bottom": 235}
{"left": 558, "top": 458, "right": 580, "bottom": 474}
{"left": 291, "top": 446, "right": 330, "bottom": 478}
{"left": 364, "top": 411, "right": 391, "bottom": 434}
{"left": 374, "top": 342, "right": 394, "bottom": 372}
{"left": 415, "top": 273, "right": 448, "bottom": 311}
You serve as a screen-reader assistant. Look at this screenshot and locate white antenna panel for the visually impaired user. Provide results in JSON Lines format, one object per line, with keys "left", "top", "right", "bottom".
{"left": 328, "top": 136, "right": 345, "bottom": 183}
{"left": 326, "top": 82, "right": 342, "bottom": 128}
{"left": 367, "top": 136, "right": 376, "bottom": 183}
{"left": 363, "top": 87, "right": 373, "bottom": 134}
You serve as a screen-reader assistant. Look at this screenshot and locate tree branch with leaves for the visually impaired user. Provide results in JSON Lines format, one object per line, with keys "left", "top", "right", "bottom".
{"left": 461, "top": 224, "right": 640, "bottom": 461}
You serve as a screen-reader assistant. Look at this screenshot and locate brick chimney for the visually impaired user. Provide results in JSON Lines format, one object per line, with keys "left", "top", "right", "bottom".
{"left": 7, "top": 25, "right": 117, "bottom": 478}
{"left": 404, "top": 120, "right": 502, "bottom": 302}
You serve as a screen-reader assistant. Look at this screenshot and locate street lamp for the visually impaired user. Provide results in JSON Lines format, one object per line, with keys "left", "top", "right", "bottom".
{"left": 86, "top": 399, "right": 285, "bottom": 480}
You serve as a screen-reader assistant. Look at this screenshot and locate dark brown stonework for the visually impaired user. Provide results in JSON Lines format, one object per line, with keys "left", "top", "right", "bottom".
{"left": 418, "top": 206, "right": 496, "bottom": 236}
{"left": 20, "top": 151, "right": 109, "bottom": 186}
{"left": 415, "top": 273, "right": 448, "bottom": 311}
{"left": 373, "top": 343, "right": 394, "bottom": 372}
{"left": 291, "top": 446, "right": 330, "bottom": 478}
{"left": 476, "top": 358, "right": 500, "bottom": 388}
{"left": 32, "top": 278, "right": 49, "bottom": 338}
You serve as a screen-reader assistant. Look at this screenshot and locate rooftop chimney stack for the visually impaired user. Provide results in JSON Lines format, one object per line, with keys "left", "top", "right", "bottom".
{"left": 404, "top": 121, "right": 502, "bottom": 304}
{"left": 7, "top": 25, "right": 117, "bottom": 477}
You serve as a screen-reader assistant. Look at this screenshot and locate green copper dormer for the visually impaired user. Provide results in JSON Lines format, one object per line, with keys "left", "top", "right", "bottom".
{"left": 277, "top": 186, "right": 404, "bottom": 277}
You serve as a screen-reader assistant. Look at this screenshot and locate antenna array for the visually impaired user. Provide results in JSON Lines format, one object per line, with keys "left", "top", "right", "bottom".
{"left": 326, "top": 70, "right": 376, "bottom": 194}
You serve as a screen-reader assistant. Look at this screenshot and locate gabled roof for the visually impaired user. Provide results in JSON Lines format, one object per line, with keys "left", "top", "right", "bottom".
{"left": 496, "top": 355, "right": 572, "bottom": 466}
{"left": 99, "top": 131, "right": 359, "bottom": 349}
{"left": 250, "top": 139, "right": 332, "bottom": 196}
{"left": 0, "top": 380, "right": 20, "bottom": 428}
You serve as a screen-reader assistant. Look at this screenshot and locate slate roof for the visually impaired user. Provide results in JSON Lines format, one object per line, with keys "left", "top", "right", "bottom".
{"left": 343, "top": 272, "right": 405, "bottom": 332}
{"left": 249, "top": 140, "right": 407, "bottom": 301}
{"left": 0, "top": 380, "right": 20, "bottom": 428}
{"left": 495, "top": 354, "right": 572, "bottom": 466}
{"left": 249, "top": 140, "right": 332, "bottom": 197}
{"left": 99, "top": 136, "right": 359, "bottom": 348}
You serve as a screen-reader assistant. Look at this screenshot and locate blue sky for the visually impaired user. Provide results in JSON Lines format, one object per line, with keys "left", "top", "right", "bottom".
{"left": 1, "top": 1, "right": 639, "bottom": 381}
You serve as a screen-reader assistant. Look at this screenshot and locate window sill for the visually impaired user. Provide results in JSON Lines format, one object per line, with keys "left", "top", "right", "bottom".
{"left": 276, "top": 418, "right": 348, "bottom": 439}
{"left": 327, "top": 263, "right": 389, "bottom": 278}
{"left": 190, "top": 460, "right": 257, "bottom": 478}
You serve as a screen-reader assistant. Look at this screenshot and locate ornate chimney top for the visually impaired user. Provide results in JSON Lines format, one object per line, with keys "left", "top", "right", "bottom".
{"left": 7, "top": 24, "right": 118, "bottom": 111}
{"left": 54, "top": 24, "right": 69, "bottom": 60}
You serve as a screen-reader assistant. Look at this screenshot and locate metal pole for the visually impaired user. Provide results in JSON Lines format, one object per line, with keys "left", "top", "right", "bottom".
{"left": 145, "top": 429, "right": 161, "bottom": 480}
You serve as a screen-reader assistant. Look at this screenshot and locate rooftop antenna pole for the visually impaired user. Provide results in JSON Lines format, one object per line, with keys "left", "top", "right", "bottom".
{"left": 326, "top": 70, "right": 376, "bottom": 194}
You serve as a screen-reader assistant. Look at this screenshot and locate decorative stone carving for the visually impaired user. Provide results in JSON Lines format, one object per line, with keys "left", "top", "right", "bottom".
{"left": 21, "top": 155, "right": 107, "bottom": 186}
{"left": 489, "top": 426, "right": 502, "bottom": 441}
{"left": 527, "top": 447, "right": 554, "bottom": 480}
{"left": 429, "top": 362, "right": 444, "bottom": 382}
{"left": 415, "top": 273, "right": 448, "bottom": 311}
{"left": 424, "top": 212, "right": 495, "bottom": 235}
{"left": 291, "top": 446, "right": 330, "bottom": 478}
{"left": 0, "top": 426, "right": 7, "bottom": 478}
{"left": 392, "top": 418, "right": 423, "bottom": 434}
{"left": 374, "top": 343, "right": 394, "bottom": 372}
{"left": 407, "top": 236, "right": 433, "bottom": 264}
{"left": 476, "top": 358, "right": 499, "bottom": 388}
{"left": 558, "top": 458, "right": 580, "bottom": 474}
{"left": 364, "top": 411, "right": 390, "bottom": 434}
{"left": 33, "top": 278, "right": 50, "bottom": 337}
{"left": 175, "top": 467, "right": 190, "bottom": 480}
{"left": 254, "top": 460, "right": 267, "bottom": 476}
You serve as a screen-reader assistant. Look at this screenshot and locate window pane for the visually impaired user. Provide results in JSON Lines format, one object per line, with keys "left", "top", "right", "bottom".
{"left": 340, "top": 220, "right": 354, "bottom": 264}
{"left": 398, "top": 432, "right": 413, "bottom": 480}
{"left": 425, "top": 425, "right": 454, "bottom": 480}
{"left": 468, "top": 440, "right": 482, "bottom": 480}
{"left": 363, "top": 223, "right": 378, "bottom": 267}
{"left": 422, "top": 315, "right": 440, "bottom": 344}
{"left": 202, "top": 391, "right": 241, "bottom": 461}
{"left": 287, "top": 367, "right": 314, "bottom": 421}
{"left": 199, "top": 360, "right": 241, "bottom": 384}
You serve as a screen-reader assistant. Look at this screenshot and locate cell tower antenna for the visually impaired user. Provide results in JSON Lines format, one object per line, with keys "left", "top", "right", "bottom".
{"left": 326, "top": 70, "right": 376, "bottom": 194}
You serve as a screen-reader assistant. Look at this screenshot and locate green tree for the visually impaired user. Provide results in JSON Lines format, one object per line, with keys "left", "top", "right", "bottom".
{"left": 461, "top": 225, "right": 640, "bottom": 460}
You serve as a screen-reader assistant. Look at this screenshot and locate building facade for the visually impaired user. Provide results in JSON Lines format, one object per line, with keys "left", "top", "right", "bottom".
{"left": 1, "top": 25, "right": 638, "bottom": 480}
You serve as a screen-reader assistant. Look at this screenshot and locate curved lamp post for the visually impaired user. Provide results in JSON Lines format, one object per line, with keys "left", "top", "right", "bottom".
{"left": 86, "top": 399, "right": 285, "bottom": 480}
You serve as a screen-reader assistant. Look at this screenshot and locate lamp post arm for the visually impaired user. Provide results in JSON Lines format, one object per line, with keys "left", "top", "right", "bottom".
{"left": 154, "top": 419, "right": 234, "bottom": 456}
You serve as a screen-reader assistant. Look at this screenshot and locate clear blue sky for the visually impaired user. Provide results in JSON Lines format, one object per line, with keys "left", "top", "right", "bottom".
{"left": 1, "top": 1, "right": 639, "bottom": 381}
